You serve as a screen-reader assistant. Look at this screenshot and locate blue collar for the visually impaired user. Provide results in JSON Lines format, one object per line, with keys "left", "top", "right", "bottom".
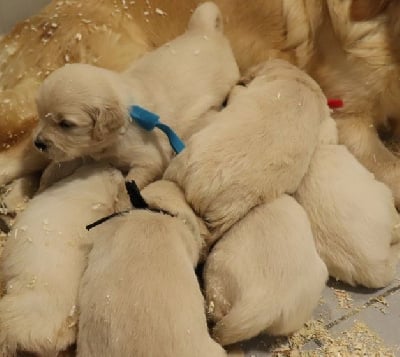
{"left": 129, "top": 105, "right": 185, "bottom": 154}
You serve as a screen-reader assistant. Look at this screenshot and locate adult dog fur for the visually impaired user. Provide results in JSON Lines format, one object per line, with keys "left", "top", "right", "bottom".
{"left": 2, "top": 0, "right": 400, "bottom": 206}
{"left": 34, "top": 2, "right": 239, "bottom": 190}
{"left": 0, "top": 165, "right": 128, "bottom": 356}
{"left": 77, "top": 180, "right": 226, "bottom": 357}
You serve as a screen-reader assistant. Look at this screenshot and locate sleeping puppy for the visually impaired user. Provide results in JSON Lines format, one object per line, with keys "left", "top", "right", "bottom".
{"left": 295, "top": 117, "right": 400, "bottom": 288}
{"left": 204, "top": 195, "right": 328, "bottom": 346}
{"left": 0, "top": 164, "right": 128, "bottom": 356}
{"left": 164, "top": 59, "right": 329, "bottom": 244}
{"left": 3, "top": 0, "right": 400, "bottom": 210}
{"left": 34, "top": 1, "right": 239, "bottom": 190}
{"left": 77, "top": 180, "right": 226, "bottom": 357}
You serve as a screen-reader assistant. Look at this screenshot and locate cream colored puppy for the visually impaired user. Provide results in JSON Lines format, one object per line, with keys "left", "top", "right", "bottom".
{"left": 34, "top": 1, "right": 239, "bottom": 190}
{"left": 164, "top": 59, "right": 329, "bottom": 243}
{"left": 0, "top": 165, "right": 128, "bottom": 356}
{"left": 295, "top": 118, "right": 400, "bottom": 288}
{"left": 204, "top": 195, "right": 328, "bottom": 346}
{"left": 77, "top": 180, "right": 226, "bottom": 357}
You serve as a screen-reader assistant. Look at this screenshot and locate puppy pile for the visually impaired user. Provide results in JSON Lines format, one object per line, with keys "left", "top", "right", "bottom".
{"left": 0, "top": 2, "right": 399, "bottom": 356}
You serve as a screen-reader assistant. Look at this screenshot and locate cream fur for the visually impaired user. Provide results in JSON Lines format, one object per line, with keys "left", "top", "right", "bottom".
{"left": 164, "top": 59, "right": 328, "bottom": 243}
{"left": 204, "top": 195, "right": 328, "bottom": 346}
{"left": 295, "top": 119, "right": 400, "bottom": 288}
{"left": 309, "top": 0, "right": 400, "bottom": 207}
{"left": 77, "top": 180, "right": 225, "bottom": 357}
{"left": 2, "top": 0, "right": 400, "bottom": 208}
{"left": 0, "top": 165, "right": 128, "bottom": 356}
{"left": 34, "top": 2, "right": 239, "bottom": 190}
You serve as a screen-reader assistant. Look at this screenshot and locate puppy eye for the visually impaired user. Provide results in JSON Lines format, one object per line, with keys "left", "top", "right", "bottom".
{"left": 59, "top": 119, "right": 76, "bottom": 129}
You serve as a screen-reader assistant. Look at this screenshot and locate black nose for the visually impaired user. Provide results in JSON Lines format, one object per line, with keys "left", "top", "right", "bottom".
{"left": 34, "top": 138, "right": 48, "bottom": 152}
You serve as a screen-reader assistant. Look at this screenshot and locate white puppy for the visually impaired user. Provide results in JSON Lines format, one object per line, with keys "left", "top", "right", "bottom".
{"left": 204, "top": 195, "right": 328, "bottom": 346}
{"left": 164, "top": 59, "right": 329, "bottom": 243}
{"left": 77, "top": 180, "right": 226, "bottom": 357}
{"left": 0, "top": 165, "right": 128, "bottom": 356}
{"left": 293, "top": 115, "right": 400, "bottom": 288}
{"left": 295, "top": 138, "right": 400, "bottom": 288}
{"left": 34, "top": 1, "right": 239, "bottom": 190}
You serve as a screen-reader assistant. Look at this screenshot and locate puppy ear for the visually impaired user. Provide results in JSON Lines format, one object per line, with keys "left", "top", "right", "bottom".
{"left": 90, "top": 101, "right": 127, "bottom": 141}
{"left": 350, "top": 0, "right": 390, "bottom": 21}
{"left": 188, "top": 2, "right": 223, "bottom": 33}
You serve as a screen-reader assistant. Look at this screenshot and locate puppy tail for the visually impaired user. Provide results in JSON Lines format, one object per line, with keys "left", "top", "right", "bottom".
{"left": 212, "top": 298, "right": 276, "bottom": 346}
{"left": 188, "top": 2, "right": 223, "bottom": 33}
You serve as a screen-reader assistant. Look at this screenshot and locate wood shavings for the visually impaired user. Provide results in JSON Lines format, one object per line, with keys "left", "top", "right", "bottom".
{"left": 207, "top": 300, "right": 215, "bottom": 314}
{"left": 322, "top": 321, "right": 395, "bottom": 356}
{"left": 333, "top": 288, "right": 353, "bottom": 309}
{"left": 372, "top": 296, "right": 389, "bottom": 314}
{"left": 283, "top": 319, "right": 395, "bottom": 356}
{"left": 155, "top": 8, "right": 167, "bottom": 16}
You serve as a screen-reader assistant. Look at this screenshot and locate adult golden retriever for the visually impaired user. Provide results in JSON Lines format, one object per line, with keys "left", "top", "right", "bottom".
{"left": 1, "top": 0, "right": 400, "bottom": 203}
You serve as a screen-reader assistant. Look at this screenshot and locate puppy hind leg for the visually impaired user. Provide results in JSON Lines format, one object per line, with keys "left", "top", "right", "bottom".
{"left": 0, "top": 291, "right": 76, "bottom": 356}
{"left": 212, "top": 295, "right": 278, "bottom": 346}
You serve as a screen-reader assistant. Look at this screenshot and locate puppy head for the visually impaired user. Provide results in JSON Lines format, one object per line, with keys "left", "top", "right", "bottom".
{"left": 34, "top": 64, "right": 127, "bottom": 162}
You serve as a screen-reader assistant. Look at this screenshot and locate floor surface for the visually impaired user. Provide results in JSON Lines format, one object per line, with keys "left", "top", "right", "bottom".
{"left": 233, "top": 266, "right": 400, "bottom": 356}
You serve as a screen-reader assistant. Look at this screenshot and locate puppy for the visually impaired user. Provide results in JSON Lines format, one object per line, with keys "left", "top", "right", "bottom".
{"left": 204, "top": 195, "right": 328, "bottom": 346}
{"left": 3, "top": 0, "right": 400, "bottom": 210}
{"left": 0, "top": 164, "right": 128, "bottom": 356}
{"left": 34, "top": 2, "right": 239, "bottom": 190}
{"left": 164, "top": 59, "right": 329, "bottom": 243}
{"left": 77, "top": 180, "right": 226, "bottom": 357}
{"left": 295, "top": 118, "right": 400, "bottom": 288}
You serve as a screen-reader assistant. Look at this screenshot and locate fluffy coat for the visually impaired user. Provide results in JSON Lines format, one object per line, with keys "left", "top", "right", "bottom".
{"left": 34, "top": 2, "right": 239, "bottom": 190}
{"left": 77, "top": 180, "right": 225, "bottom": 357}
{"left": 204, "top": 195, "right": 328, "bottom": 345}
{"left": 0, "top": 165, "right": 128, "bottom": 356}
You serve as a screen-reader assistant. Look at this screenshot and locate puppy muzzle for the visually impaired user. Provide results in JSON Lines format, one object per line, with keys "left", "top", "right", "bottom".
{"left": 34, "top": 136, "right": 49, "bottom": 152}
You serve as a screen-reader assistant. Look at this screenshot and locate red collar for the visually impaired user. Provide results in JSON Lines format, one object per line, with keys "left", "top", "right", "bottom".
{"left": 327, "top": 98, "right": 343, "bottom": 109}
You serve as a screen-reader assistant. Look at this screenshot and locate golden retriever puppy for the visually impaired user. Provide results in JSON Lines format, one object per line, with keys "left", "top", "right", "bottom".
{"left": 0, "top": 164, "right": 128, "bottom": 356}
{"left": 295, "top": 119, "right": 400, "bottom": 288}
{"left": 34, "top": 2, "right": 239, "bottom": 190}
{"left": 204, "top": 195, "right": 328, "bottom": 346}
{"left": 3, "top": 0, "right": 400, "bottom": 209}
{"left": 164, "top": 59, "right": 329, "bottom": 243}
{"left": 77, "top": 180, "right": 226, "bottom": 357}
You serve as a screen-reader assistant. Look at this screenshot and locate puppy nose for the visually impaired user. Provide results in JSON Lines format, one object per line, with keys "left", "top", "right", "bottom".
{"left": 34, "top": 138, "right": 48, "bottom": 152}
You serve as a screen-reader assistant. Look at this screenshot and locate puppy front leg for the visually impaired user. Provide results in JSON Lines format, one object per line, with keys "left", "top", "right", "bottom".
{"left": 0, "top": 136, "right": 49, "bottom": 186}
{"left": 336, "top": 115, "right": 400, "bottom": 206}
{"left": 125, "top": 165, "right": 162, "bottom": 190}
{"left": 39, "top": 158, "right": 84, "bottom": 192}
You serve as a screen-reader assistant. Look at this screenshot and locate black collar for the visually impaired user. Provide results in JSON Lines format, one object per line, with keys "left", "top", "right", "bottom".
{"left": 86, "top": 180, "right": 175, "bottom": 231}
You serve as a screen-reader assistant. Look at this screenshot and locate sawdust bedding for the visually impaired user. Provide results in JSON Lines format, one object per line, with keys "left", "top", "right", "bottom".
{"left": 0, "top": 3, "right": 399, "bottom": 355}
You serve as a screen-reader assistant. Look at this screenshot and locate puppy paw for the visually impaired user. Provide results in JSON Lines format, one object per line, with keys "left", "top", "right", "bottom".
{"left": 204, "top": 273, "right": 232, "bottom": 323}
{"left": 0, "top": 291, "right": 77, "bottom": 355}
{"left": 206, "top": 294, "right": 231, "bottom": 323}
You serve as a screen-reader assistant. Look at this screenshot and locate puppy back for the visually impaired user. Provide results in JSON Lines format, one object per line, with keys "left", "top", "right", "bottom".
{"left": 187, "top": 2, "right": 223, "bottom": 34}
